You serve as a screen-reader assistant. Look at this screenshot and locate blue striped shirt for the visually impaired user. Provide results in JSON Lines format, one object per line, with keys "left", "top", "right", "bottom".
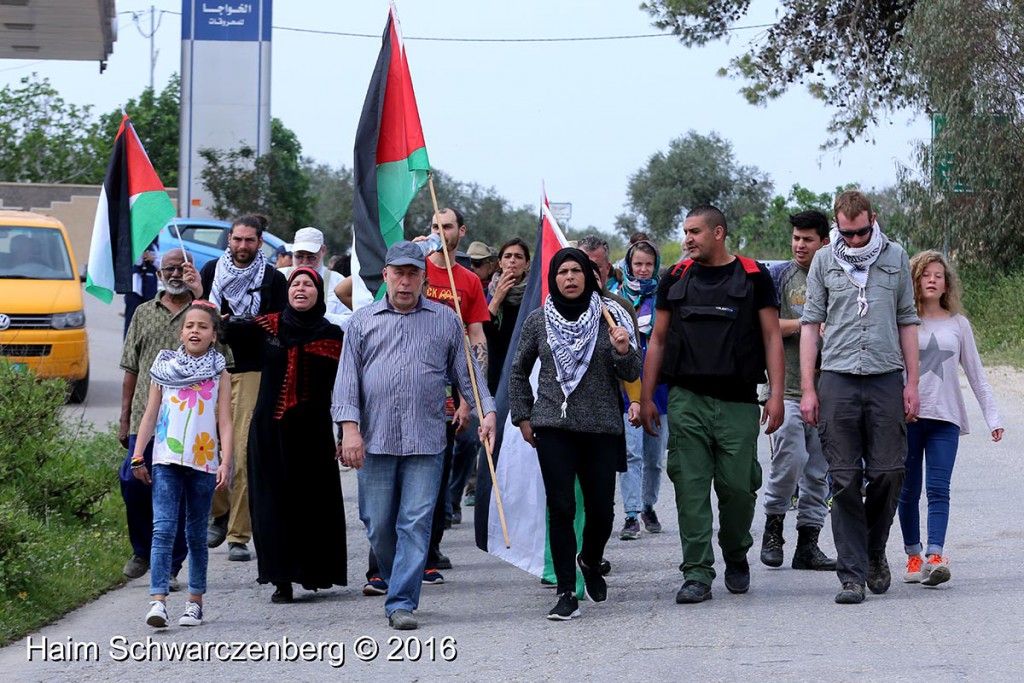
{"left": 331, "top": 295, "right": 496, "bottom": 456}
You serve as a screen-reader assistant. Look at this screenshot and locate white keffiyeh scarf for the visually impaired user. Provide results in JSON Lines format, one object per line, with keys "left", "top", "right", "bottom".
{"left": 208, "top": 248, "right": 267, "bottom": 317}
{"left": 543, "top": 292, "right": 636, "bottom": 418}
{"left": 830, "top": 221, "right": 884, "bottom": 317}
{"left": 149, "top": 345, "right": 226, "bottom": 389}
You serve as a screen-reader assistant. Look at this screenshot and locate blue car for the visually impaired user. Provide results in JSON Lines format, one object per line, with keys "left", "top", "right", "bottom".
{"left": 157, "top": 218, "right": 285, "bottom": 270}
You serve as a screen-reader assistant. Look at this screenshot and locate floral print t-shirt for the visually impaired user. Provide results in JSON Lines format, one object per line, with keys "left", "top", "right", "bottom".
{"left": 153, "top": 378, "right": 220, "bottom": 473}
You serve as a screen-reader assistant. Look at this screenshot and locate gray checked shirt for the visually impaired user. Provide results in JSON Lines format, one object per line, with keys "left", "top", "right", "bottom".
{"left": 801, "top": 240, "right": 920, "bottom": 375}
{"left": 331, "top": 295, "right": 496, "bottom": 456}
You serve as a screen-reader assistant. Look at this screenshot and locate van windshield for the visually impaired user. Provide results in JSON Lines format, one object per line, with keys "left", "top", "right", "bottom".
{"left": 0, "top": 226, "right": 74, "bottom": 280}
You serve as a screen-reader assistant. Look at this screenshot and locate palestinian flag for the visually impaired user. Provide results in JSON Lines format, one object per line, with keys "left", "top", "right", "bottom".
{"left": 474, "top": 189, "right": 589, "bottom": 595}
{"left": 85, "top": 114, "right": 176, "bottom": 304}
{"left": 351, "top": 0, "right": 429, "bottom": 308}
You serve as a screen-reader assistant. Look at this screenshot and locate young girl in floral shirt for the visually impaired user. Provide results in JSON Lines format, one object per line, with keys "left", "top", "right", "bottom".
{"left": 132, "top": 301, "right": 233, "bottom": 627}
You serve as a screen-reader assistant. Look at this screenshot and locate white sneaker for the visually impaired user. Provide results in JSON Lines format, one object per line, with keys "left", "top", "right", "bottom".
{"left": 145, "top": 600, "right": 168, "bottom": 628}
{"left": 179, "top": 600, "right": 203, "bottom": 626}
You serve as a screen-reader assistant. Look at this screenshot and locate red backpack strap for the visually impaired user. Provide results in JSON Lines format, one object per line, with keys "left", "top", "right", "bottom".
{"left": 670, "top": 259, "right": 695, "bottom": 278}
{"left": 736, "top": 255, "right": 762, "bottom": 275}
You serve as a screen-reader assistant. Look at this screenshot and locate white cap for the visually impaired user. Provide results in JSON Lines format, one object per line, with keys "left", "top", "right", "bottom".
{"left": 292, "top": 227, "right": 324, "bottom": 254}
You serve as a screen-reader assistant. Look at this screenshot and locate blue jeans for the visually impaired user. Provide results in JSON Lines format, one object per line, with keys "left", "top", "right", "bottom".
{"left": 120, "top": 436, "right": 187, "bottom": 573}
{"left": 619, "top": 413, "right": 668, "bottom": 515}
{"left": 446, "top": 416, "right": 479, "bottom": 518}
{"left": 150, "top": 464, "right": 217, "bottom": 596}
{"left": 898, "top": 419, "right": 960, "bottom": 557}
{"left": 358, "top": 452, "right": 444, "bottom": 616}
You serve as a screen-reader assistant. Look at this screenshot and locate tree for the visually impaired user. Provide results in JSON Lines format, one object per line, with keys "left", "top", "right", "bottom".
{"left": 402, "top": 169, "right": 538, "bottom": 249}
{"left": 641, "top": 1, "right": 918, "bottom": 147}
{"left": 0, "top": 74, "right": 106, "bottom": 183}
{"left": 617, "top": 130, "right": 772, "bottom": 244}
{"left": 199, "top": 117, "right": 314, "bottom": 234}
{"left": 304, "top": 160, "right": 354, "bottom": 257}
{"left": 98, "top": 74, "right": 181, "bottom": 186}
{"left": 895, "top": 0, "right": 1024, "bottom": 268}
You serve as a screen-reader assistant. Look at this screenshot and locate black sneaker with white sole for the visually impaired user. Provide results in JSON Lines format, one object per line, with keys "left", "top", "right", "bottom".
{"left": 547, "top": 591, "right": 580, "bottom": 620}
{"left": 675, "top": 580, "right": 712, "bottom": 603}
{"left": 576, "top": 554, "right": 607, "bottom": 602}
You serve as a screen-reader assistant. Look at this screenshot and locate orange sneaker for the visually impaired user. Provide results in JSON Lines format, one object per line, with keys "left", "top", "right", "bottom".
{"left": 903, "top": 555, "right": 924, "bottom": 583}
{"left": 921, "top": 554, "right": 951, "bottom": 586}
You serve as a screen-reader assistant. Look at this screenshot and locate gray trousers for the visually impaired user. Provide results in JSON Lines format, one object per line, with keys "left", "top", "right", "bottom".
{"left": 817, "top": 371, "right": 907, "bottom": 585}
{"left": 764, "top": 400, "right": 830, "bottom": 528}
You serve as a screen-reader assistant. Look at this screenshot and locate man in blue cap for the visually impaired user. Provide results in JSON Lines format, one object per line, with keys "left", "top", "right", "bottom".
{"left": 333, "top": 241, "right": 497, "bottom": 631}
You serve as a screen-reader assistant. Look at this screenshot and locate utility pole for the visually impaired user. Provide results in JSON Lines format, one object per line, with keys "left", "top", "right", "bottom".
{"left": 149, "top": 5, "right": 155, "bottom": 90}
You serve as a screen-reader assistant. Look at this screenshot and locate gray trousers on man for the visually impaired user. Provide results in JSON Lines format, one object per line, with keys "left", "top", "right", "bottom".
{"left": 817, "top": 371, "right": 907, "bottom": 585}
{"left": 764, "top": 400, "right": 830, "bottom": 528}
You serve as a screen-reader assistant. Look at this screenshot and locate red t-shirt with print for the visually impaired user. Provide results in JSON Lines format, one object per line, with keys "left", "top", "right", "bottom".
{"left": 424, "top": 258, "right": 490, "bottom": 327}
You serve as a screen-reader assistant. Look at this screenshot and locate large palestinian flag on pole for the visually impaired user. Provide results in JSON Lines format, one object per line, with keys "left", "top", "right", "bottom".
{"left": 475, "top": 189, "right": 588, "bottom": 595}
{"left": 351, "top": 0, "right": 429, "bottom": 308}
{"left": 85, "top": 114, "right": 176, "bottom": 303}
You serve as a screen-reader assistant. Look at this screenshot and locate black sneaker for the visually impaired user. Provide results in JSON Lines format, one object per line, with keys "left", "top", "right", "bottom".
{"left": 598, "top": 558, "right": 612, "bottom": 576}
{"left": 227, "top": 542, "right": 251, "bottom": 562}
{"left": 434, "top": 552, "right": 452, "bottom": 570}
{"left": 640, "top": 506, "right": 662, "bottom": 533}
{"left": 619, "top": 516, "right": 641, "bottom": 540}
{"left": 675, "top": 580, "right": 712, "bottom": 604}
{"left": 867, "top": 551, "right": 892, "bottom": 594}
{"left": 576, "top": 554, "right": 607, "bottom": 602}
{"left": 724, "top": 559, "right": 750, "bottom": 594}
{"left": 835, "top": 582, "right": 866, "bottom": 604}
{"left": 547, "top": 591, "right": 580, "bottom": 620}
{"left": 207, "top": 514, "right": 228, "bottom": 548}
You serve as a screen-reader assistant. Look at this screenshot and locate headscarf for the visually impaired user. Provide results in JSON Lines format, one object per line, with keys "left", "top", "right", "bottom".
{"left": 830, "top": 221, "right": 885, "bottom": 317}
{"left": 208, "top": 247, "right": 267, "bottom": 317}
{"left": 616, "top": 240, "right": 661, "bottom": 337}
{"left": 254, "top": 267, "right": 341, "bottom": 418}
{"left": 543, "top": 248, "right": 636, "bottom": 417}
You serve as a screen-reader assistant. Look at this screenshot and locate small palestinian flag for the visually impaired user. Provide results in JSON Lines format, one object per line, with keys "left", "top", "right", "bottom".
{"left": 351, "top": 0, "right": 429, "bottom": 308}
{"left": 85, "top": 113, "right": 176, "bottom": 303}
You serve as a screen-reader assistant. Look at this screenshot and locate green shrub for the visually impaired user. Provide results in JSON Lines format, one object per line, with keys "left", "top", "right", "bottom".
{"left": 960, "top": 268, "right": 1024, "bottom": 367}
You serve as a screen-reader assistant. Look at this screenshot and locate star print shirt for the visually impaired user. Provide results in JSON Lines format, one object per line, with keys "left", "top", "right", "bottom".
{"left": 917, "top": 314, "right": 1002, "bottom": 435}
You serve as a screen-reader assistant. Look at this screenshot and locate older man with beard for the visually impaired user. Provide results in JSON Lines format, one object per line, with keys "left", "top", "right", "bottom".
{"left": 200, "top": 214, "right": 288, "bottom": 562}
{"left": 118, "top": 248, "right": 201, "bottom": 585}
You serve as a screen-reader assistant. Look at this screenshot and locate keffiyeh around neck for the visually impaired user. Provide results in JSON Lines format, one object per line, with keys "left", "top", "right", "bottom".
{"left": 150, "top": 346, "right": 226, "bottom": 389}
{"left": 831, "top": 221, "right": 885, "bottom": 317}
{"left": 543, "top": 292, "right": 637, "bottom": 418}
{"left": 209, "top": 248, "right": 267, "bottom": 317}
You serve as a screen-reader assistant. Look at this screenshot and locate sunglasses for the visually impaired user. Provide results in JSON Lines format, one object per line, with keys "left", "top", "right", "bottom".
{"left": 837, "top": 225, "right": 873, "bottom": 238}
{"left": 470, "top": 259, "right": 490, "bottom": 268}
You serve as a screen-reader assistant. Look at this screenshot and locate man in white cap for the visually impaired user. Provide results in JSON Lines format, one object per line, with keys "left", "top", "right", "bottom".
{"left": 280, "top": 226, "right": 351, "bottom": 329}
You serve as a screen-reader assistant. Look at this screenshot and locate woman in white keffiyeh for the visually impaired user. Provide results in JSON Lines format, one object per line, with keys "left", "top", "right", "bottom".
{"left": 508, "top": 247, "right": 641, "bottom": 620}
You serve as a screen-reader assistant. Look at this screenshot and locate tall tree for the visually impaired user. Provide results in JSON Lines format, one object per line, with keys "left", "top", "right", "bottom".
{"left": 304, "top": 160, "right": 354, "bottom": 257}
{"left": 895, "top": 0, "right": 1024, "bottom": 268}
{"left": 98, "top": 74, "right": 181, "bottom": 186}
{"left": 0, "top": 74, "right": 105, "bottom": 183}
{"left": 199, "top": 117, "right": 314, "bottom": 233}
{"left": 641, "top": 1, "right": 918, "bottom": 146}
{"left": 617, "top": 130, "right": 772, "bottom": 243}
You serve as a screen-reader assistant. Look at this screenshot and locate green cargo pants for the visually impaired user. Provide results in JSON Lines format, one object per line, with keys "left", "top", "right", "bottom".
{"left": 666, "top": 386, "right": 762, "bottom": 585}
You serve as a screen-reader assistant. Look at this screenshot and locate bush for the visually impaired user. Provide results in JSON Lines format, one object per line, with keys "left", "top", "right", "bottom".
{"left": 960, "top": 268, "right": 1024, "bottom": 367}
{"left": 0, "top": 361, "right": 125, "bottom": 637}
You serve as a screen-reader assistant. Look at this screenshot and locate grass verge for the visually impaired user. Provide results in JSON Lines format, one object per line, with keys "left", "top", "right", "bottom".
{"left": 961, "top": 268, "right": 1024, "bottom": 368}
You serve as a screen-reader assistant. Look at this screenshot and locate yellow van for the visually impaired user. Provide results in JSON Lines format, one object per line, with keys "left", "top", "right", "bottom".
{"left": 0, "top": 210, "right": 89, "bottom": 402}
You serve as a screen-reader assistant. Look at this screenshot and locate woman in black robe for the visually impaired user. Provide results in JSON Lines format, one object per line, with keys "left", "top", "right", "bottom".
{"left": 230, "top": 266, "right": 346, "bottom": 603}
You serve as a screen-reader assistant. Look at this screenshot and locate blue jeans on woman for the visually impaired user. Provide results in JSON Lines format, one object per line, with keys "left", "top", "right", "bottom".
{"left": 898, "top": 419, "right": 960, "bottom": 557}
{"left": 619, "top": 414, "right": 668, "bottom": 516}
{"left": 150, "top": 464, "right": 217, "bottom": 596}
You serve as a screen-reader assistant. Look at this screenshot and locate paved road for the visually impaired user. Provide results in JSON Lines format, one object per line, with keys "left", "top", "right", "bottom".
{"left": 8, "top": 290, "right": 1023, "bottom": 681}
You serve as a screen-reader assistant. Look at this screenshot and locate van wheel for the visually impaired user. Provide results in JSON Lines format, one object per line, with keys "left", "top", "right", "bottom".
{"left": 68, "top": 368, "right": 89, "bottom": 404}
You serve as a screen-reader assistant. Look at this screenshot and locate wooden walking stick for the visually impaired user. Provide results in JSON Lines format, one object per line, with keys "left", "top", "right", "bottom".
{"left": 426, "top": 172, "right": 511, "bottom": 549}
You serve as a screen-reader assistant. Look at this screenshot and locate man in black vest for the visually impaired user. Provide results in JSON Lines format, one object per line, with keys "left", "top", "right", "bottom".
{"left": 641, "top": 205, "right": 784, "bottom": 604}
{"left": 198, "top": 214, "right": 288, "bottom": 562}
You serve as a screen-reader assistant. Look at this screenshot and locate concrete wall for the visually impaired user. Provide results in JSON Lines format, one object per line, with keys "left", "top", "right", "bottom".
{"left": 0, "top": 182, "right": 178, "bottom": 267}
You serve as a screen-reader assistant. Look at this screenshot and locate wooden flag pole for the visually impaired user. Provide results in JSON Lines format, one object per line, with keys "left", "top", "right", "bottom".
{"left": 426, "top": 172, "right": 511, "bottom": 549}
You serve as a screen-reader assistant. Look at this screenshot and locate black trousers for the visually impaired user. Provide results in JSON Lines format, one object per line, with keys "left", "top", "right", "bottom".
{"left": 817, "top": 371, "right": 907, "bottom": 585}
{"left": 534, "top": 427, "right": 618, "bottom": 594}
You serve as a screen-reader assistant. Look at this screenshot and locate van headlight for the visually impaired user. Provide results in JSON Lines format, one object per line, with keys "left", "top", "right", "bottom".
{"left": 52, "top": 311, "right": 86, "bottom": 329}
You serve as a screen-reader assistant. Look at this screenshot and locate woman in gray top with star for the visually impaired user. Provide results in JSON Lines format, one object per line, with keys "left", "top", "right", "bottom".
{"left": 509, "top": 247, "right": 641, "bottom": 621}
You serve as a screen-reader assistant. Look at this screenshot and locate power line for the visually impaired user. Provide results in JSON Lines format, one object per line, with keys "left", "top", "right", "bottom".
{"left": 156, "top": 9, "right": 772, "bottom": 43}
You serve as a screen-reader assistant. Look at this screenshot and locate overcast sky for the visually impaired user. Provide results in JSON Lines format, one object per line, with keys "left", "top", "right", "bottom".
{"left": 1, "top": 0, "right": 928, "bottom": 234}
